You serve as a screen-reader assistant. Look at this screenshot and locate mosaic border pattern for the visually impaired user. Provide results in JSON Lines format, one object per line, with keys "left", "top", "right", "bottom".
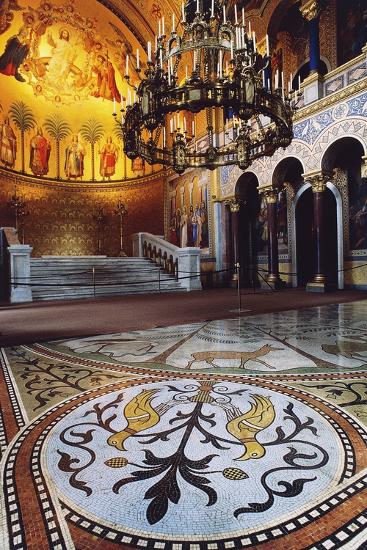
{"left": 2, "top": 374, "right": 367, "bottom": 550}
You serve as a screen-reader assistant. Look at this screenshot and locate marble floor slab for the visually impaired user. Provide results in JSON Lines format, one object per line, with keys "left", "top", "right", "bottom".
{"left": 1, "top": 301, "right": 367, "bottom": 549}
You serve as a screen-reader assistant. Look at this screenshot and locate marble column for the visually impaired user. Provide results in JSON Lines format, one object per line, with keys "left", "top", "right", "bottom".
{"left": 306, "top": 172, "right": 328, "bottom": 293}
{"left": 229, "top": 199, "right": 241, "bottom": 282}
{"left": 300, "top": 0, "right": 321, "bottom": 73}
{"left": 265, "top": 189, "right": 282, "bottom": 288}
{"left": 300, "top": 0, "right": 323, "bottom": 104}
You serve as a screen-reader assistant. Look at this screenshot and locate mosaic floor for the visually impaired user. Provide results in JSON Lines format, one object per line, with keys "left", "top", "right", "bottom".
{"left": 1, "top": 301, "right": 367, "bottom": 550}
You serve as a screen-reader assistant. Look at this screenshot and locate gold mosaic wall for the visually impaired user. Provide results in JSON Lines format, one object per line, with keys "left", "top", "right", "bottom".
{"left": 0, "top": 171, "right": 165, "bottom": 256}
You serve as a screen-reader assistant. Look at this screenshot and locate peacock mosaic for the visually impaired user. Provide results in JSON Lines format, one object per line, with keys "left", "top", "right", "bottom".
{"left": 1, "top": 300, "right": 367, "bottom": 548}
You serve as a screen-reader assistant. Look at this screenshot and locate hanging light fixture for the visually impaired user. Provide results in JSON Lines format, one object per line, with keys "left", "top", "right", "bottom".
{"left": 117, "top": 0, "right": 301, "bottom": 175}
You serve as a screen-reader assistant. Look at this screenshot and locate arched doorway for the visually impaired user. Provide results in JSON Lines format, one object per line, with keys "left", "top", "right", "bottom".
{"left": 322, "top": 137, "right": 365, "bottom": 252}
{"left": 295, "top": 185, "right": 338, "bottom": 289}
{"left": 296, "top": 186, "right": 314, "bottom": 287}
{"left": 235, "top": 173, "right": 260, "bottom": 286}
{"left": 273, "top": 156, "right": 304, "bottom": 247}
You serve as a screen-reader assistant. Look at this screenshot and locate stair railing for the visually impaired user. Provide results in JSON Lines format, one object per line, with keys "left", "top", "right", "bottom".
{"left": 131, "top": 232, "right": 202, "bottom": 291}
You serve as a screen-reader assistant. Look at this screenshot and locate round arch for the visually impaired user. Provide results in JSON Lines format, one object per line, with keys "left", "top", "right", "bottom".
{"left": 234, "top": 172, "right": 260, "bottom": 286}
{"left": 272, "top": 157, "right": 304, "bottom": 188}
{"left": 315, "top": 120, "right": 367, "bottom": 172}
{"left": 321, "top": 136, "right": 365, "bottom": 173}
{"left": 265, "top": 140, "right": 312, "bottom": 184}
{"left": 291, "top": 181, "right": 344, "bottom": 289}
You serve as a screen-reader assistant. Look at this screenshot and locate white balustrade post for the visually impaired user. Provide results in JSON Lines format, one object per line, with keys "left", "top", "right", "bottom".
{"left": 131, "top": 232, "right": 144, "bottom": 257}
{"left": 8, "top": 244, "right": 33, "bottom": 303}
{"left": 177, "top": 248, "right": 202, "bottom": 290}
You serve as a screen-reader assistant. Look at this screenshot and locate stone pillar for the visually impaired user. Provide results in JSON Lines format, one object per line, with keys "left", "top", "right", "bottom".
{"left": 265, "top": 190, "right": 282, "bottom": 288}
{"left": 213, "top": 200, "right": 224, "bottom": 280}
{"left": 301, "top": 0, "right": 321, "bottom": 73}
{"left": 306, "top": 172, "right": 328, "bottom": 293}
{"left": 300, "top": 0, "right": 323, "bottom": 104}
{"left": 229, "top": 199, "right": 241, "bottom": 282}
{"left": 176, "top": 248, "right": 202, "bottom": 291}
{"left": 8, "top": 244, "right": 33, "bottom": 303}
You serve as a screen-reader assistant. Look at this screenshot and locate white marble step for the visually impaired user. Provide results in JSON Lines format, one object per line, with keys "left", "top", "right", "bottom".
{"left": 29, "top": 257, "right": 184, "bottom": 301}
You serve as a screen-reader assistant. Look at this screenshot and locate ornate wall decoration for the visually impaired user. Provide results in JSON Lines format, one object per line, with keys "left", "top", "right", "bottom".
{"left": 0, "top": 170, "right": 165, "bottom": 256}
{"left": 332, "top": 168, "right": 349, "bottom": 254}
{"left": 0, "top": 0, "right": 162, "bottom": 182}
{"left": 166, "top": 169, "right": 210, "bottom": 253}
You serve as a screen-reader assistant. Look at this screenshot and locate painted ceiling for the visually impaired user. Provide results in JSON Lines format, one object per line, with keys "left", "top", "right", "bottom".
{"left": 0, "top": 0, "right": 178, "bottom": 181}
{"left": 0, "top": 0, "right": 267, "bottom": 183}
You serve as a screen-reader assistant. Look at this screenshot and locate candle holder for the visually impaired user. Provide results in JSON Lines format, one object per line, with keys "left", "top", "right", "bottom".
{"left": 8, "top": 191, "right": 29, "bottom": 243}
{"left": 93, "top": 207, "right": 106, "bottom": 255}
{"left": 115, "top": 199, "right": 128, "bottom": 257}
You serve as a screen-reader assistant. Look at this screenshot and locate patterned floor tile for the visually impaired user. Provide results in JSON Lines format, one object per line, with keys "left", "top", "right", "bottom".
{"left": 1, "top": 301, "right": 367, "bottom": 549}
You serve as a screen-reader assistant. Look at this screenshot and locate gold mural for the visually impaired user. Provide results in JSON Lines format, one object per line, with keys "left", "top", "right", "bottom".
{"left": 0, "top": 0, "right": 158, "bottom": 182}
{"left": 168, "top": 171, "right": 210, "bottom": 250}
{"left": 0, "top": 171, "right": 165, "bottom": 256}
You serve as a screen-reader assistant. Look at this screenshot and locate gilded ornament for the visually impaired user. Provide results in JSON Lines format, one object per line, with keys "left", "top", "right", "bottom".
{"left": 300, "top": 0, "right": 321, "bottom": 21}
{"left": 229, "top": 199, "right": 241, "bottom": 213}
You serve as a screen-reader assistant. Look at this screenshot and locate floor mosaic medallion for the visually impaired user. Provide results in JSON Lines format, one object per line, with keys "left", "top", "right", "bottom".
{"left": 1, "top": 301, "right": 367, "bottom": 549}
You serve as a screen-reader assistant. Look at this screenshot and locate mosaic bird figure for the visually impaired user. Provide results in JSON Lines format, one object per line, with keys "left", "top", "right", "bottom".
{"left": 226, "top": 394, "right": 275, "bottom": 461}
{"left": 107, "top": 389, "right": 160, "bottom": 451}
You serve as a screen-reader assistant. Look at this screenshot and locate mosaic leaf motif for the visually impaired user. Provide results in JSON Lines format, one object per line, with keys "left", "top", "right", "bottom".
{"left": 56, "top": 384, "right": 330, "bottom": 525}
{"left": 112, "top": 400, "right": 219, "bottom": 525}
{"left": 301, "top": 381, "right": 367, "bottom": 408}
{"left": 234, "top": 403, "right": 329, "bottom": 516}
{"left": 58, "top": 428, "right": 96, "bottom": 496}
{"left": 10, "top": 347, "right": 123, "bottom": 411}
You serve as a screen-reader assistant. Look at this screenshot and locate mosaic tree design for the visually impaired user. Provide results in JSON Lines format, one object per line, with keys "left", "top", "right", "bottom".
{"left": 80, "top": 118, "right": 104, "bottom": 181}
{"left": 9, "top": 100, "right": 36, "bottom": 173}
{"left": 44, "top": 113, "right": 71, "bottom": 179}
{"left": 55, "top": 382, "right": 333, "bottom": 526}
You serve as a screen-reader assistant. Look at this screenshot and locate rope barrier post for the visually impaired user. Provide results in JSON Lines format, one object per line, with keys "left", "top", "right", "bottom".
{"left": 92, "top": 266, "right": 96, "bottom": 298}
{"left": 236, "top": 262, "right": 242, "bottom": 312}
{"left": 229, "top": 263, "right": 250, "bottom": 314}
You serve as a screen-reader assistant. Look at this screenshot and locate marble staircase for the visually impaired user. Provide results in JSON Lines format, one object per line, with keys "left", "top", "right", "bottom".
{"left": 30, "top": 256, "right": 185, "bottom": 301}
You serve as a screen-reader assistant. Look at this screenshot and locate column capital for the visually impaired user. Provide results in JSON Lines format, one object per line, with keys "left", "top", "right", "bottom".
{"left": 264, "top": 189, "right": 277, "bottom": 204}
{"left": 300, "top": 0, "right": 321, "bottom": 21}
{"left": 304, "top": 171, "right": 331, "bottom": 193}
{"left": 228, "top": 198, "right": 241, "bottom": 213}
{"left": 362, "top": 155, "right": 367, "bottom": 178}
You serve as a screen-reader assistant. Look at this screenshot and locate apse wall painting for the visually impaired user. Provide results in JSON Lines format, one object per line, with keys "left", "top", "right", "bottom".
{"left": 0, "top": 0, "right": 151, "bottom": 182}
{"left": 168, "top": 173, "right": 209, "bottom": 250}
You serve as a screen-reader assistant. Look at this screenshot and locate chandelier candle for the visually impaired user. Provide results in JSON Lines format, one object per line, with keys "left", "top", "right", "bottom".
{"left": 120, "top": 0, "right": 299, "bottom": 174}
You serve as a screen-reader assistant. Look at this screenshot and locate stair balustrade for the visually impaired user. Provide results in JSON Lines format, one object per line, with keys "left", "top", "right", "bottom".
{"left": 132, "top": 232, "right": 202, "bottom": 291}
